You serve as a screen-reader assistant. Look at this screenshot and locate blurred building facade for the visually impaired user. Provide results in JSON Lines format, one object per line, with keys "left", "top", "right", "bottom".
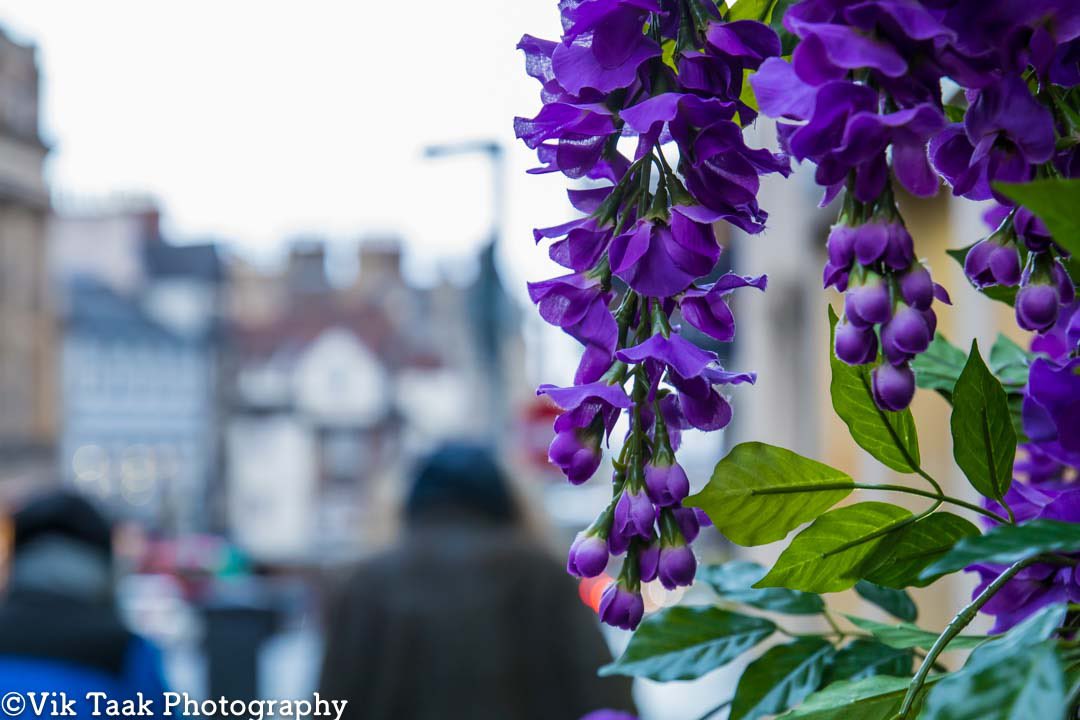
{"left": 224, "top": 239, "right": 527, "bottom": 564}
{"left": 49, "top": 203, "right": 223, "bottom": 531}
{"left": 0, "top": 28, "right": 54, "bottom": 497}
{"left": 730, "top": 120, "right": 1024, "bottom": 638}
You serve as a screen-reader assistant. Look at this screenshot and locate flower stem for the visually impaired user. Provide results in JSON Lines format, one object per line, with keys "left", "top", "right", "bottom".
{"left": 850, "top": 483, "right": 1009, "bottom": 524}
{"left": 897, "top": 555, "right": 1042, "bottom": 718}
{"left": 743, "top": 481, "right": 1010, "bottom": 524}
{"left": 823, "top": 609, "right": 846, "bottom": 637}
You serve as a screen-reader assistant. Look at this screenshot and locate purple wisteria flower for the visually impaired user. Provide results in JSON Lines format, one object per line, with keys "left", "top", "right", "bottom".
{"left": 680, "top": 273, "right": 767, "bottom": 341}
{"left": 970, "top": 273, "right": 1080, "bottom": 631}
{"left": 931, "top": 77, "right": 1056, "bottom": 201}
{"left": 520, "top": 0, "right": 779, "bottom": 630}
{"left": 1024, "top": 358, "right": 1080, "bottom": 460}
{"left": 528, "top": 273, "right": 616, "bottom": 358}
{"left": 617, "top": 333, "right": 755, "bottom": 430}
{"left": 599, "top": 580, "right": 645, "bottom": 631}
{"left": 538, "top": 382, "right": 632, "bottom": 484}
{"left": 821, "top": 208, "right": 948, "bottom": 412}
{"left": 871, "top": 361, "right": 917, "bottom": 412}
{"left": 637, "top": 534, "right": 660, "bottom": 583}
{"left": 614, "top": 487, "right": 657, "bottom": 541}
{"left": 964, "top": 231, "right": 1022, "bottom": 288}
{"left": 972, "top": 473, "right": 1080, "bottom": 632}
{"left": 608, "top": 209, "right": 722, "bottom": 298}
{"left": 581, "top": 711, "right": 638, "bottom": 720}
{"left": 1016, "top": 259, "right": 1076, "bottom": 333}
{"left": 644, "top": 455, "right": 690, "bottom": 507}
{"left": 618, "top": 92, "right": 790, "bottom": 232}
{"left": 749, "top": 0, "right": 988, "bottom": 411}
{"left": 835, "top": 318, "right": 878, "bottom": 365}
{"left": 567, "top": 530, "right": 610, "bottom": 578}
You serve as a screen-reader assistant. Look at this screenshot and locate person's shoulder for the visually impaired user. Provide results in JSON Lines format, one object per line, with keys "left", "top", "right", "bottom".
{"left": 121, "top": 634, "right": 169, "bottom": 692}
{"left": 329, "top": 547, "right": 408, "bottom": 597}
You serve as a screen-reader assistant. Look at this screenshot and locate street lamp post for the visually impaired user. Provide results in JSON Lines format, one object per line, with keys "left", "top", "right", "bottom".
{"left": 422, "top": 140, "right": 510, "bottom": 442}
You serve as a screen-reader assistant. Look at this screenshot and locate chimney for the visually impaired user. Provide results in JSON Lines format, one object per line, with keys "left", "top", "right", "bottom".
{"left": 287, "top": 240, "right": 329, "bottom": 295}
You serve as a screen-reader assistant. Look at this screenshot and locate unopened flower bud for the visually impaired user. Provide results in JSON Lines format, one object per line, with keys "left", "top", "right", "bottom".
{"left": 614, "top": 488, "right": 657, "bottom": 540}
{"left": 835, "top": 318, "right": 878, "bottom": 365}
{"left": 845, "top": 272, "right": 892, "bottom": 326}
{"left": 598, "top": 581, "right": 644, "bottom": 630}
{"left": 964, "top": 232, "right": 1020, "bottom": 288}
{"left": 880, "top": 305, "right": 935, "bottom": 364}
{"left": 871, "top": 361, "right": 916, "bottom": 411}
{"left": 549, "top": 427, "right": 602, "bottom": 485}
{"left": 567, "top": 531, "right": 609, "bottom": 578}
{"left": 658, "top": 543, "right": 697, "bottom": 590}
{"left": 644, "top": 454, "right": 690, "bottom": 507}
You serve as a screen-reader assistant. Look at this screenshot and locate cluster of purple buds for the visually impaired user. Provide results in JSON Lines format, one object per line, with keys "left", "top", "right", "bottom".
{"left": 546, "top": 307, "right": 752, "bottom": 631}
{"left": 518, "top": 0, "right": 782, "bottom": 629}
{"left": 749, "top": 0, "right": 971, "bottom": 411}
{"left": 974, "top": 205, "right": 1077, "bottom": 333}
{"left": 825, "top": 192, "right": 949, "bottom": 411}
{"left": 924, "top": 3, "right": 1079, "bottom": 336}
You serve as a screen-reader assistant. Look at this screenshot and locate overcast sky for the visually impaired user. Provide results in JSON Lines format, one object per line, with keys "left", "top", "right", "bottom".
{"left": 0, "top": 1, "right": 579, "bottom": 293}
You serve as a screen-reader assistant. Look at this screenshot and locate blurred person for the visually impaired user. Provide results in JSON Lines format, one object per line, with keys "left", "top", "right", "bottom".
{"left": 0, "top": 491, "right": 168, "bottom": 703}
{"left": 318, "top": 443, "right": 636, "bottom": 720}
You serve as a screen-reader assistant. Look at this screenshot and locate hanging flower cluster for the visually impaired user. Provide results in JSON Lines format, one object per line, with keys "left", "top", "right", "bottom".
{"left": 750, "top": 0, "right": 967, "bottom": 411}
{"left": 976, "top": 305, "right": 1080, "bottom": 631}
{"left": 516, "top": 0, "right": 787, "bottom": 630}
{"left": 930, "top": 3, "right": 1080, "bottom": 632}
{"left": 938, "top": 3, "right": 1079, "bottom": 334}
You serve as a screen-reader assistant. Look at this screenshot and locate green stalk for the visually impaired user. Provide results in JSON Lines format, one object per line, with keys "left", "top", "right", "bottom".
{"left": 896, "top": 556, "right": 1043, "bottom": 717}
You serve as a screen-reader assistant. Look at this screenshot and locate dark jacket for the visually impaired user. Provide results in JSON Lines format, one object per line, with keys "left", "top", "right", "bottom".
{"left": 318, "top": 514, "right": 636, "bottom": 720}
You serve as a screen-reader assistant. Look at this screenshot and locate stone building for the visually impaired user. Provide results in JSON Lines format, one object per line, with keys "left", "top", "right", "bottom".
{"left": 0, "top": 26, "right": 54, "bottom": 498}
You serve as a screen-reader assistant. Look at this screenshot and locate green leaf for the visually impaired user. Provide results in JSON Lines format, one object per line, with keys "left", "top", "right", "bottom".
{"left": 731, "top": 638, "right": 836, "bottom": 720}
{"left": 828, "top": 306, "right": 921, "bottom": 474}
{"left": 923, "top": 605, "right": 1069, "bottom": 719}
{"left": 996, "top": 178, "right": 1080, "bottom": 258}
{"left": 920, "top": 519, "right": 1080, "bottom": 577}
{"left": 944, "top": 103, "right": 966, "bottom": 123}
{"left": 844, "top": 616, "right": 989, "bottom": 651}
{"left": 854, "top": 581, "right": 917, "bottom": 622}
{"left": 912, "top": 333, "right": 1028, "bottom": 440}
{"left": 757, "top": 502, "right": 913, "bottom": 593}
{"left": 988, "top": 333, "right": 1032, "bottom": 390}
{"left": 963, "top": 603, "right": 1066, "bottom": 668}
{"left": 827, "top": 639, "right": 913, "bottom": 683}
{"left": 946, "top": 246, "right": 1017, "bottom": 306}
{"left": 863, "top": 512, "right": 980, "bottom": 588}
{"left": 726, "top": 0, "right": 773, "bottom": 21}
{"left": 600, "top": 607, "right": 776, "bottom": 681}
{"left": 660, "top": 39, "right": 677, "bottom": 72}
{"left": 686, "top": 442, "right": 852, "bottom": 546}
{"left": 912, "top": 333, "right": 968, "bottom": 394}
{"left": 701, "top": 561, "right": 825, "bottom": 615}
{"left": 921, "top": 643, "right": 1064, "bottom": 720}
{"left": 776, "top": 676, "right": 932, "bottom": 720}
{"left": 768, "top": 0, "right": 800, "bottom": 54}
{"left": 737, "top": 70, "right": 759, "bottom": 125}
{"left": 950, "top": 340, "right": 1016, "bottom": 502}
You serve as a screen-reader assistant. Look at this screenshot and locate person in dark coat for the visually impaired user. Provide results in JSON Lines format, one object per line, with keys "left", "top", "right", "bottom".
{"left": 318, "top": 443, "right": 636, "bottom": 720}
{"left": 0, "top": 491, "right": 168, "bottom": 704}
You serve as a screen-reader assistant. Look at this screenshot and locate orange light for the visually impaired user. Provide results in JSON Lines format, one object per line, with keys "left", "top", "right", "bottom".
{"left": 578, "top": 574, "right": 614, "bottom": 613}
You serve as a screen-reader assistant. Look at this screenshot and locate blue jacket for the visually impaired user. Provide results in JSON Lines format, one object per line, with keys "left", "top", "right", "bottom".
{"left": 0, "top": 591, "right": 167, "bottom": 717}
